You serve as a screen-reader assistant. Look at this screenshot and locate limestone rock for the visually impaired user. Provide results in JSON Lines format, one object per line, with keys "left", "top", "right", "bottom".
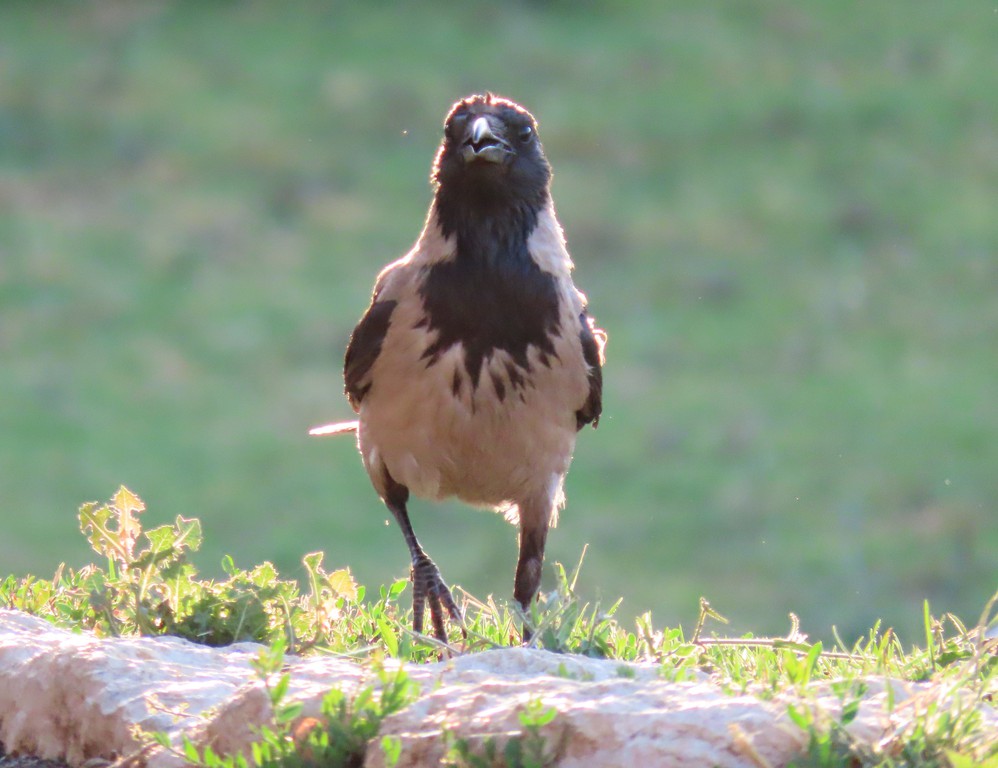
{"left": 1, "top": 610, "right": 991, "bottom": 768}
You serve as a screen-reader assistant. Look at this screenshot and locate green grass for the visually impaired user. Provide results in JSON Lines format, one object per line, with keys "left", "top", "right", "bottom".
{"left": 1, "top": 1, "right": 996, "bottom": 644}
{"left": 3, "top": 488, "right": 997, "bottom": 768}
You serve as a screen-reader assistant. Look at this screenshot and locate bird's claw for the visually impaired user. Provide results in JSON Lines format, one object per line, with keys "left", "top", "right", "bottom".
{"left": 411, "top": 555, "right": 463, "bottom": 642}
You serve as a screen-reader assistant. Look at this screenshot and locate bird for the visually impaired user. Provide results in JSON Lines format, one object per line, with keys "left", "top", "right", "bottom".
{"left": 310, "top": 93, "right": 606, "bottom": 643}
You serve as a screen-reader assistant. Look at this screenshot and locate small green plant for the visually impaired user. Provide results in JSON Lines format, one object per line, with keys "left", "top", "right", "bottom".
{"left": 288, "top": 664, "right": 417, "bottom": 768}
{"left": 2, "top": 486, "right": 296, "bottom": 643}
{"left": 785, "top": 681, "right": 870, "bottom": 768}
{"left": 3, "top": 488, "right": 997, "bottom": 768}
{"left": 460, "top": 548, "right": 642, "bottom": 659}
{"left": 0, "top": 486, "right": 422, "bottom": 656}
{"left": 150, "top": 638, "right": 418, "bottom": 768}
{"left": 783, "top": 596, "right": 998, "bottom": 768}
{"left": 443, "top": 699, "right": 563, "bottom": 768}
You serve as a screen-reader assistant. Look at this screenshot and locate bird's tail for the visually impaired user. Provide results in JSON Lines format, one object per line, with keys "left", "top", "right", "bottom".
{"left": 308, "top": 420, "right": 360, "bottom": 437}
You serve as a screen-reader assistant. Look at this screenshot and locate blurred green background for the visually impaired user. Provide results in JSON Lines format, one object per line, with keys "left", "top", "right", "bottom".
{"left": 1, "top": 1, "right": 996, "bottom": 645}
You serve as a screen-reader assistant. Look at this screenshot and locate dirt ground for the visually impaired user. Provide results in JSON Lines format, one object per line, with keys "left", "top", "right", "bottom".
{"left": 0, "top": 747, "right": 70, "bottom": 768}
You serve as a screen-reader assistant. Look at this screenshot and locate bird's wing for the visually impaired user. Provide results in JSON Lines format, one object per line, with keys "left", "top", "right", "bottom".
{"left": 313, "top": 266, "right": 406, "bottom": 434}
{"left": 575, "top": 310, "right": 606, "bottom": 430}
{"left": 343, "top": 259, "right": 419, "bottom": 411}
{"left": 344, "top": 296, "right": 397, "bottom": 411}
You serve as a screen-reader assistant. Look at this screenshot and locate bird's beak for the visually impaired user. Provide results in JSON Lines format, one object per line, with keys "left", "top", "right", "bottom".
{"left": 460, "top": 116, "right": 511, "bottom": 164}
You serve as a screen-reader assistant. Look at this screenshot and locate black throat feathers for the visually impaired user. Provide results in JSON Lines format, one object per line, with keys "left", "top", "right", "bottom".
{"left": 418, "top": 196, "right": 561, "bottom": 393}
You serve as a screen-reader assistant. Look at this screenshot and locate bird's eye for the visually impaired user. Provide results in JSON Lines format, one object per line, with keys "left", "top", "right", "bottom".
{"left": 445, "top": 115, "right": 466, "bottom": 141}
{"left": 518, "top": 124, "right": 534, "bottom": 144}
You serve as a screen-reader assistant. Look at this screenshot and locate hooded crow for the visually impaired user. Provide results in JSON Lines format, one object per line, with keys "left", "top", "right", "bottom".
{"left": 311, "top": 94, "right": 606, "bottom": 642}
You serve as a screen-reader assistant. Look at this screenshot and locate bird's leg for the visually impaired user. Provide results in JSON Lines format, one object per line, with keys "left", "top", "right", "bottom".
{"left": 382, "top": 471, "right": 462, "bottom": 642}
{"left": 513, "top": 510, "right": 550, "bottom": 642}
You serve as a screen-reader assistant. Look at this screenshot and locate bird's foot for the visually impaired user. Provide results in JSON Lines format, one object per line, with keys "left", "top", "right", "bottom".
{"left": 515, "top": 600, "right": 536, "bottom": 646}
{"left": 411, "top": 555, "right": 463, "bottom": 643}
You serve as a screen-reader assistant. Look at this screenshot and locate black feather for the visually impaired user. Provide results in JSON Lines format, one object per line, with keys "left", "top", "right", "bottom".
{"left": 419, "top": 246, "right": 560, "bottom": 388}
{"left": 344, "top": 298, "right": 397, "bottom": 410}
{"left": 420, "top": 94, "right": 559, "bottom": 389}
{"left": 576, "top": 311, "right": 605, "bottom": 430}
{"left": 432, "top": 98, "right": 550, "bottom": 236}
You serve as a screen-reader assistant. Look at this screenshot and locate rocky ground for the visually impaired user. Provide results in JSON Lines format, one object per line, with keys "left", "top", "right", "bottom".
{"left": 1, "top": 609, "right": 992, "bottom": 767}
{"left": 0, "top": 750, "right": 70, "bottom": 768}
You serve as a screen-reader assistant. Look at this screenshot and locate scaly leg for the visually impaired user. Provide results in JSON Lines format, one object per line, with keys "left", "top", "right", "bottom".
{"left": 513, "top": 517, "right": 549, "bottom": 612}
{"left": 512, "top": 487, "right": 557, "bottom": 644}
{"left": 382, "top": 470, "right": 462, "bottom": 642}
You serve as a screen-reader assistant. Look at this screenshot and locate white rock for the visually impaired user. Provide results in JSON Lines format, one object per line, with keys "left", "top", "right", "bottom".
{"left": 0, "top": 610, "right": 261, "bottom": 765}
{"left": 1, "top": 609, "right": 992, "bottom": 768}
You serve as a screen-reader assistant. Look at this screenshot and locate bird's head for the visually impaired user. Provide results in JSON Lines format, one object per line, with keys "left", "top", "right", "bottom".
{"left": 431, "top": 94, "right": 551, "bottom": 228}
